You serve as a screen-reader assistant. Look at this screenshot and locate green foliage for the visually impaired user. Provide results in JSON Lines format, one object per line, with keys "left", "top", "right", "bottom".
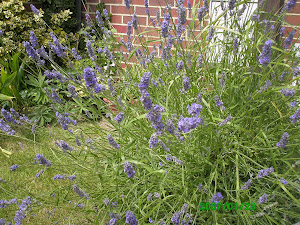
{"left": 0, "top": 50, "right": 26, "bottom": 109}
{"left": 0, "top": 0, "right": 77, "bottom": 59}
{"left": 1, "top": 0, "right": 300, "bottom": 224}
{"left": 37, "top": 0, "right": 80, "bottom": 33}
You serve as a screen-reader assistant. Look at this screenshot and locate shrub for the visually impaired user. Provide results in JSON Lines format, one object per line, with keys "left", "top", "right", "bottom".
{"left": 1, "top": 0, "right": 300, "bottom": 224}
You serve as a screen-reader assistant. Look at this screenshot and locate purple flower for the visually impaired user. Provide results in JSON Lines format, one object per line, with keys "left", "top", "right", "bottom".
{"left": 72, "top": 48, "right": 82, "bottom": 60}
{"left": 285, "top": 0, "right": 297, "bottom": 11}
{"left": 146, "top": 105, "right": 165, "bottom": 132}
{"left": 218, "top": 115, "right": 232, "bottom": 126}
{"left": 0, "top": 119, "right": 15, "bottom": 135}
{"left": 171, "top": 211, "right": 181, "bottom": 225}
{"left": 140, "top": 92, "right": 153, "bottom": 110}
{"left": 241, "top": 179, "right": 252, "bottom": 190}
{"left": 228, "top": 0, "right": 236, "bottom": 10}
{"left": 233, "top": 37, "right": 239, "bottom": 52}
{"left": 34, "top": 154, "right": 51, "bottom": 167}
{"left": 206, "top": 26, "right": 214, "bottom": 41}
{"left": 197, "top": 184, "right": 203, "bottom": 191}
{"left": 114, "top": 112, "right": 124, "bottom": 123}
{"left": 104, "top": 198, "right": 110, "bottom": 206}
{"left": 258, "top": 194, "right": 268, "bottom": 204}
{"left": 257, "top": 167, "right": 274, "bottom": 178}
{"left": 138, "top": 72, "right": 152, "bottom": 93}
{"left": 187, "top": 0, "right": 191, "bottom": 9}
{"left": 57, "top": 140, "right": 74, "bottom": 152}
{"left": 53, "top": 174, "right": 65, "bottom": 180}
{"left": 55, "top": 112, "right": 72, "bottom": 131}
{"left": 96, "top": 10, "right": 104, "bottom": 27}
{"left": 197, "top": 7, "right": 207, "bottom": 22}
{"left": 124, "top": 161, "right": 136, "bottom": 178}
{"left": 86, "top": 41, "right": 97, "bottom": 61}
{"left": 125, "top": 211, "right": 138, "bottom": 225}
{"left": 259, "top": 40, "right": 272, "bottom": 66}
{"left": 166, "top": 154, "right": 183, "bottom": 165}
{"left": 10, "top": 164, "right": 19, "bottom": 172}
{"left": 1, "top": 108, "right": 17, "bottom": 124}
{"left": 278, "top": 72, "right": 288, "bottom": 81}
{"left": 49, "top": 32, "right": 66, "bottom": 58}
{"left": 0, "top": 218, "right": 5, "bottom": 225}
{"left": 147, "top": 193, "right": 153, "bottom": 201}
{"left": 187, "top": 103, "right": 202, "bottom": 117}
{"left": 257, "top": 80, "right": 272, "bottom": 93}
{"left": 149, "top": 218, "right": 154, "bottom": 223}
{"left": 125, "top": 0, "right": 131, "bottom": 9}
{"left": 158, "top": 139, "right": 169, "bottom": 151}
{"left": 290, "top": 101, "right": 297, "bottom": 108}
{"left": 290, "top": 107, "right": 300, "bottom": 123}
{"left": 149, "top": 133, "right": 159, "bottom": 149}
{"left": 280, "top": 178, "right": 288, "bottom": 185}
{"left": 30, "top": 4, "right": 39, "bottom": 15}
{"left": 29, "top": 31, "right": 39, "bottom": 48}
{"left": 72, "top": 184, "right": 89, "bottom": 199}
{"left": 177, "top": 60, "right": 184, "bottom": 70}
{"left": 107, "top": 135, "right": 120, "bottom": 149}
{"left": 0, "top": 30, "right": 3, "bottom": 36}
{"left": 166, "top": 119, "right": 175, "bottom": 134}
{"left": 132, "top": 13, "right": 138, "bottom": 30}
{"left": 181, "top": 77, "right": 191, "bottom": 93}
{"left": 83, "top": 67, "right": 97, "bottom": 89}
{"left": 276, "top": 132, "right": 289, "bottom": 148}
{"left": 107, "top": 78, "right": 117, "bottom": 96}
{"left": 67, "top": 84, "right": 78, "bottom": 98}
{"left": 23, "top": 41, "right": 44, "bottom": 66}
{"left": 51, "top": 89, "right": 61, "bottom": 103}
{"left": 281, "top": 89, "right": 295, "bottom": 97}
{"left": 161, "top": 11, "right": 171, "bottom": 38}
{"left": 210, "top": 192, "right": 223, "bottom": 203}
{"left": 178, "top": 116, "right": 203, "bottom": 133}
{"left": 284, "top": 29, "right": 296, "bottom": 49}
{"left": 215, "top": 95, "right": 225, "bottom": 110}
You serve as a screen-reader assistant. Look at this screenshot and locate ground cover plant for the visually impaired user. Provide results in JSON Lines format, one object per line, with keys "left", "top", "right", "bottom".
{"left": 0, "top": 0, "right": 300, "bottom": 224}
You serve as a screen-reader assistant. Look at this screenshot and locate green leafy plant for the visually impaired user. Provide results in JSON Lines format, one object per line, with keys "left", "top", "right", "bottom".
{"left": 1, "top": 0, "right": 300, "bottom": 224}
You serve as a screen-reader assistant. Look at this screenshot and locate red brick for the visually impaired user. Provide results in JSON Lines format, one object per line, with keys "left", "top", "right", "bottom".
{"left": 135, "top": 6, "right": 159, "bottom": 16}
{"left": 131, "top": 0, "right": 145, "bottom": 6}
{"left": 113, "top": 24, "right": 128, "bottom": 33}
{"left": 285, "top": 15, "right": 300, "bottom": 26}
{"left": 86, "top": 0, "right": 101, "bottom": 3}
{"left": 149, "top": 0, "right": 174, "bottom": 7}
{"left": 288, "top": 2, "right": 300, "bottom": 14}
{"left": 101, "top": 0, "right": 123, "bottom": 4}
{"left": 111, "top": 15, "right": 122, "bottom": 23}
{"left": 285, "top": 27, "right": 299, "bottom": 39}
{"left": 123, "top": 16, "right": 147, "bottom": 26}
{"left": 111, "top": 5, "right": 129, "bottom": 14}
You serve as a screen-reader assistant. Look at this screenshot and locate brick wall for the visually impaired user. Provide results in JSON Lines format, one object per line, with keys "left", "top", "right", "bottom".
{"left": 285, "top": 0, "right": 300, "bottom": 45}
{"left": 24, "top": 0, "right": 300, "bottom": 49}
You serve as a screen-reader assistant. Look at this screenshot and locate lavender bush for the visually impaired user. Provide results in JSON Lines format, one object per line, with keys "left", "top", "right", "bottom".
{"left": 0, "top": 0, "right": 300, "bottom": 224}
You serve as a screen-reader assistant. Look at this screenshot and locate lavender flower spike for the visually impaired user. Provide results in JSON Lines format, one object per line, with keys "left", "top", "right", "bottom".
{"left": 257, "top": 166, "right": 274, "bottom": 178}
{"left": 258, "top": 39, "right": 272, "bottom": 66}
{"left": 114, "top": 112, "right": 125, "bottom": 123}
{"left": 125, "top": 211, "right": 138, "bottom": 225}
{"left": 125, "top": 0, "right": 131, "bottom": 9}
{"left": 218, "top": 115, "right": 232, "bottom": 126}
{"left": 281, "top": 89, "right": 295, "bottom": 97}
{"left": 124, "top": 161, "right": 136, "bottom": 178}
{"left": 276, "top": 132, "right": 289, "bottom": 148}
{"left": 72, "top": 184, "right": 90, "bottom": 199}
{"left": 30, "top": 4, "right": 40, "bottom": 15}
{"left": 210, "top": 192, "right": 223, "bottom": 203}
{"left": 258, "top": 193, "right": 268, "bottom": 204}
{"left": 107, "top": 135, "right": 120, "bottom": 149}
{"left": 10, "top": 165, "right": 19, "bottom": 172}
{"left": 290, "top": 107, "right": 300, "bottom": 123}
{"left": 241, "top": 179, "right": 252, "bottom": 190}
